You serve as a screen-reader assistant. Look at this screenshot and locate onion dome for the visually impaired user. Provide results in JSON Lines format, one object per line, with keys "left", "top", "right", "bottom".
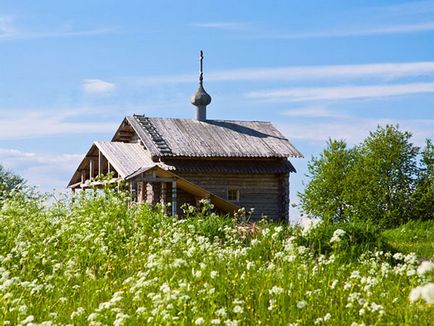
{"left": 191, "top": 50, "right": 212, "bottom": 110}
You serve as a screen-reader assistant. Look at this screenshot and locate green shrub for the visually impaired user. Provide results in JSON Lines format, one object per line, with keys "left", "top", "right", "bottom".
{"left": 297, "top": 220, "right": 392, "bottom": 259}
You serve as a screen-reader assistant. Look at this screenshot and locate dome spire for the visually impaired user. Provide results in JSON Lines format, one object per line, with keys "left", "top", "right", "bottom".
{"left": 191, "top": 50, "right": 211, "bottom": 121}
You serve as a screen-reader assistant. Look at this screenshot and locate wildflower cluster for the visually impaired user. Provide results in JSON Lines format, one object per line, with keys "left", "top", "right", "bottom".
{"left": 0, "top": 191, "right": 432, "bottom": 324}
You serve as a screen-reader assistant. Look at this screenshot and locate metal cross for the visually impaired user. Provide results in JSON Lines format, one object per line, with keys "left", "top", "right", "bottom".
{"left": 199, "top": 50, "right": 203, "bottom": 82}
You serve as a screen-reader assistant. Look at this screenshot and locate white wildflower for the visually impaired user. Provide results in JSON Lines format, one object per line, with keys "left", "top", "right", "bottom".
{"left": 370, "top": 302, "right": 383, "bottom": 314}
{"left": 297, "top": 301, "right": 306, "bottom": 309}
{"left": 331, "top": 280, "right": 338, "bottom": 289}
{"left": 22, "top": 315, "right": 34, "bottom": 324}
{"left": 70, "top": 307, "right": 85, "bottom": 319}
{"left": 216, "top": 308, "right": 227, "bottom": 317}
{"left": 417, "top": 261, "right": 434, "bottom": 275}
{"left": 211, "top": 319, "right": 221, "bottom": 324}
{"left": 410, "top": 283, "right": 434, "bottom": 304}
{"left": 224, "top": 320, "right": 238, "bottom": 326}
{"left": 406, "top": 269, "right": 416, "bottom": 276}
{"left": 301, "top": 219, "right": 321, "bottom": 236}
{"left": 233, "top": 305, "right": 243, "bottom": 314}
{"left": 269, "top": 286, "right": 284, "bottom": 295}
{"left": 421, "top": 283, "right": 434, "bottom": 304}
{"left": 250, "top": 239, "right": 259, "bottom": 246}
{"left": 136, "top": 307, "right": 146, "bottom": 314}
{"left": 195, "top": 317, "right": 205, "bottom": 325}
{"left": 330, "top": 229, "right": 346, "bottom": 243}
{"left": 87, "top": 313, "right": 98, "bottom": 321}
{"left": 210, "top": 271, "right": 218, "bottom": 279}
{"left": 393, "top": 253, "right": 404, "bottom": 260}
{"left": 114, "top": 313, "right": 129, "bottom": 326}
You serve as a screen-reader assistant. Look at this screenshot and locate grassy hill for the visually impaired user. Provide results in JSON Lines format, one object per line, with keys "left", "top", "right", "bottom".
{"left": 0, "top": 190, "right": 432, "bottom": 325}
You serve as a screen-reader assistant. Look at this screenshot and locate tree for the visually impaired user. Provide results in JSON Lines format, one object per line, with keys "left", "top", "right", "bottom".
{"left": 346, "top": 125, "right": 419, "bottom": 227}
{"left": 300, "top": 125, "right": 426, "bottom": 228}
{"left": 0, "top": 164, "right": 26, "bottom": 200}
{"left": 299, "top": 139, "right": 355, "bottom": 223}
{"left": 411, "top": 139, "right": 434, "bottom": 221}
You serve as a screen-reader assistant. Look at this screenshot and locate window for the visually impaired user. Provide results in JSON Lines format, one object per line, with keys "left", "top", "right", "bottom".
{"left": 227, "top": 189, "right": 240, "bottom": 201}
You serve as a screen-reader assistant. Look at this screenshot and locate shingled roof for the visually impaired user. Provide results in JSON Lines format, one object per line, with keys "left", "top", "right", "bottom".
{"left": 123, "top": 115, "right": 303, "bottom": 159}
{"left": 67, "top": 142, "right": 163, "bottom": 187}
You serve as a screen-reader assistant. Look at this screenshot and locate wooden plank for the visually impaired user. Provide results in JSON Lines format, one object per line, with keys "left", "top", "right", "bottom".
{"left": 171, "top": 180, "right": 177, "bottom": 216}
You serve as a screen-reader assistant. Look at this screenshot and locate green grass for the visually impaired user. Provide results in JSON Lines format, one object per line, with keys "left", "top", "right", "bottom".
{"left": 0, "top": 191, "right": 433, "bottom": 325}
{"left": 383, "top": 220, "right": 434, "bottom": 259}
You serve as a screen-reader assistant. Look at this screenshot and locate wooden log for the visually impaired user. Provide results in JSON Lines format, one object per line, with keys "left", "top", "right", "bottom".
{"left": 171, "top": 180, "right": 177, "bottom": 216}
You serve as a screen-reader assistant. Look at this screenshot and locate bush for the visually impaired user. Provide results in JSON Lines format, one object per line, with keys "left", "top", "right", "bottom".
{"left": 297, "top": 220, "right": 392, "bottom": 260}
{"left": 0, "top": 164, "right": 27, "bottom": 201}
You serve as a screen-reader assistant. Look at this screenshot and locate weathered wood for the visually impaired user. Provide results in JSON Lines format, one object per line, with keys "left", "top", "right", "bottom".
{"left": 98, "top": 150, "right": 102, "bottom": 177}
{"left": 134, "top": 176, "right": 175, "bottom": 183}
{"left": 89, "top": 159, "right": 93, "bottom": 179}
{"left": 175, "top": 172, "right": 286, "bottom": 221}
{"left": 161, "top": 182, "right": 166, "bottom": 206}
{"left": 127, "top": 115, "right": 303, "bottom": 159}
{"left": 171, "top": 180, "right": 177, "bottom": 216}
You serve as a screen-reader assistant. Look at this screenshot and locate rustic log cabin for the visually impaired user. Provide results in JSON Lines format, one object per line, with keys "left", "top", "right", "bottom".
{"left": 68, "top": 52, "right": 303, "bottom": 221}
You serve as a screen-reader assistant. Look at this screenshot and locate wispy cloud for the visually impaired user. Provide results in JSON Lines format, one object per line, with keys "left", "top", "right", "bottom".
{"left": 210, "top": 61, "right": 434, "bottom": 81}
{"left": 260, "top": 21, "right": 434, "bottom": 39}
{"left": 278, "top": 118, "right": 434, "bottom": 145}
{"left": 0, "top": 110, "right": 117, "bottom": 140}
{"left": 0, "top": 148, "right": 82, "bottom": 191}
{"left": 129, "top": 61, "right": 434, "bottom": 85}
{"left": 382, "top": 1, "right": 434, "bottom": 16}
{"left": 191, "top": 22, "right": 248, "bottom": 30}
{"left": 82, "top": 79, "right": 116, "bottom": 94}
{"left": 247, "top": 82, "right": 434, "bottom": 102}
{"left": 282, "top": 107, "right": 343, "bottom": 118}
{"left": 0, "top": 16, "right": 117, "bottom": 41}
{"left": 0, "top": 16, "right": 15, "bottom": 36}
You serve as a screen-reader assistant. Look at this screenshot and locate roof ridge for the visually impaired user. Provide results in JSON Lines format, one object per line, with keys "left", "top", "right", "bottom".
{"left": 145, "top": 116, "right": 272, "bottom": 124}
{"left": 134, "top": 115, "right": 173, "bottom": 155}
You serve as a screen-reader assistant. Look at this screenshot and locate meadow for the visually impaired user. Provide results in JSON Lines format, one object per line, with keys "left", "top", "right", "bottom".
{"left": 0, "top": 190, "right": 433, "bottom": 325}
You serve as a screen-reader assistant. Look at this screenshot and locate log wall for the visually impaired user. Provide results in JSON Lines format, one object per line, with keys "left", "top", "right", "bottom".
{"left": 175, "top": 172, "right": 288, "bottom": 221}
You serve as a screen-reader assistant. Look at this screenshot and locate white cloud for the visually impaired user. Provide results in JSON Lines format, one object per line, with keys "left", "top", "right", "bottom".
{"left": 278, "top": 118, "right": 434, "bottom": 145}
{"left": 382, "top": 1, "right": 434, "bottom": 16}
{"left": 211, "top": 62, "right": 434, "bottom": 82}
{"left": 282, "top": 107, "right": 343, "bottom": 118}
{"left": 191, "top": 22, "right": 248, "bottom": 30}
{"left": 0, "top": 16, "right": 117, "bottom": 41}
{"left": 246, "top": 82, "right": 434, "bottom": 102}
{"left": 260, "top": 21, "right": 434, "bottom": 39}
{"left": 129, "top": 61, "right": 434, "bottom": 85}
{"left": 0, "top": 16, "right": 15, "bottom": 36}
{"left": 0, "top": 148, "right": 83, "bottom": 191}
{"left": 0, "top": 110, "right": 117, "bottom": 140}
{"left": 82, "top": 79, "right": 116, "bottom": 94}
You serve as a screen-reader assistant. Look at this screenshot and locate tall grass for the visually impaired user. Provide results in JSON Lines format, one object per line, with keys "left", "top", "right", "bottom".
{"left": 382, "top": 220, "right": 434, "bottom": 259}
{"left": 0, "top": 190, "right": 432, "bottom": 325}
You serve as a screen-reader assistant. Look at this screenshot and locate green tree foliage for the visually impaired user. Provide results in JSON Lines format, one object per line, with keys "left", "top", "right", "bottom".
{"left": 411, "top": 139, "right": 434, "bottom": 221}
{"left": 346, "top": 125, "right": 419, "bottom": 227}
{"left": 0, "top": 164, "right": 26, "bottom": 200}
{"left": 300, "top": 125, "right": 431, "bottom": 228}
{"left": 299, "top": 140, "right": 355, "bottom": 223}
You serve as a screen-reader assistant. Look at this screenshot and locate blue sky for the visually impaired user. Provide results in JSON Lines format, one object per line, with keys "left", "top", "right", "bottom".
{"left": 0, "top": 1, "right": 433, "bottom": 218}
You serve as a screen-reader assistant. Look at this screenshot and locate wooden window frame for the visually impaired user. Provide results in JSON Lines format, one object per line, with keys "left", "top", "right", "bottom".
{"left": 227, "top": 188, "right": 240, "bottom": 202}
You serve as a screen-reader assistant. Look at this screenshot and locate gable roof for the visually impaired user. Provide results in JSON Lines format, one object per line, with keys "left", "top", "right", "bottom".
{"left": 94, "top": 141, "right": 156, "bottom": 178}
{"left": 121, "top": 115, "right": 303, "bottom": 159}
{"left": 67, "top": 141, "right": 162, "bottom": 187}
